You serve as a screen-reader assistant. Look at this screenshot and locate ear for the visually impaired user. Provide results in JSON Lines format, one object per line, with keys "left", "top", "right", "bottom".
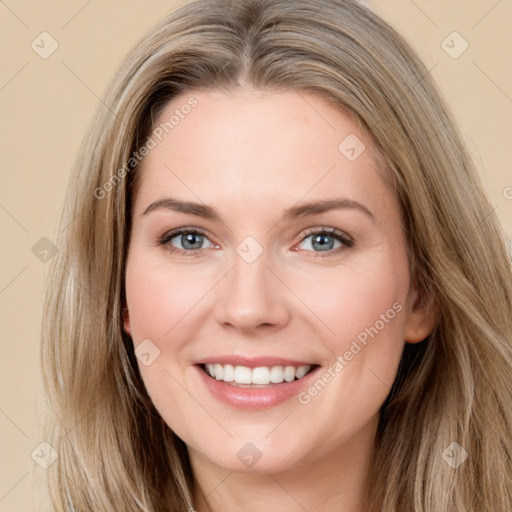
{"left": 122, "top": 303, "right": 132, "bottom": 335}
{"left": 404, "top": 286, "right": 438, "bottom": 344}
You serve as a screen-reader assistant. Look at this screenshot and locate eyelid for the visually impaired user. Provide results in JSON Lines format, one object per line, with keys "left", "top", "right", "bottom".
{"left": 158, "top": 226, "right": 209, "bottom": 243}
{"left": 298, "top": 226, "right": 352, "bottom": 241}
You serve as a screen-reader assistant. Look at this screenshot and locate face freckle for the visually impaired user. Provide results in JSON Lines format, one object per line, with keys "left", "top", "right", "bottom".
{"left": 123, "top": 88, "right": 435, "bottom": 476}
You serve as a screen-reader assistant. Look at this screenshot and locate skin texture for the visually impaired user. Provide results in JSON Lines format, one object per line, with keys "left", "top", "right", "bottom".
{"left": 123, "top": 89, "right": 436, "bottom": 511}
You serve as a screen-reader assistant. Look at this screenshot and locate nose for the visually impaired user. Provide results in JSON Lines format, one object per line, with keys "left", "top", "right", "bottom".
{"left": 215, "top": 248, "right": 291, "bottom": 333}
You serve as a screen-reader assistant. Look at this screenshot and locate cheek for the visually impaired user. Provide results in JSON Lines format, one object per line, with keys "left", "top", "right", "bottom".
{"left": 305, "top": 252, "right": 409, "bottom": 392}
{"left": 292, "top": 254, "right": 409, "bottom": 351}
{"left": 287, "top": 256, "right": 409, "bottom": 453}
{"left": 292, "top": 250, "right": 410, "bottom": 412}
{"left": 124, "top": 252, "right": 210, "bottom": 342}
{"left": 124, "top": 253, "right": 205, "bottom": 425}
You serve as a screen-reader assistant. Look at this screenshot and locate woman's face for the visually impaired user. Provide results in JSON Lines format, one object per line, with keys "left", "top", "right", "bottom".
{"left": 124, "top": 89, "right": 435, "bottom": 473}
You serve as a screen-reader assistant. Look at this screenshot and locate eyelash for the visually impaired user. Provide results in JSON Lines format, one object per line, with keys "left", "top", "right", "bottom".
{"left": 156, "top": 226, "right": 354, "bottom": 258}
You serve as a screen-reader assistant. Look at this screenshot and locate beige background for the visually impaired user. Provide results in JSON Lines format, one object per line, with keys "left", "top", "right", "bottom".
{"left": 0, "top": 1, "right": 510, "bottom": 510}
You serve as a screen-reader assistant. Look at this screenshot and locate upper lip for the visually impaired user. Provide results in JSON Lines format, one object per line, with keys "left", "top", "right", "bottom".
{"left": 192, "top": 355, "right": 319, "bottom": 368}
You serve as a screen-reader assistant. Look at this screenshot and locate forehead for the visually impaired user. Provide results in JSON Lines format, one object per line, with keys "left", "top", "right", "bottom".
{"left": 133, "top": 88, "right": 393, "bottom": 219}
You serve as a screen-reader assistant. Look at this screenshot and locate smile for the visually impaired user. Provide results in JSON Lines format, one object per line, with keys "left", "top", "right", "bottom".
{"left": 194, "top": 359, "right": 321, "bottom": 410}
{"left": 200, "top": 363, "right": 316, "bottom": 386}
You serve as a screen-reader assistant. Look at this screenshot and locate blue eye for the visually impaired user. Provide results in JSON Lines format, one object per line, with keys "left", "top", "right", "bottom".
{"left": 158, "top": 228, "right": 214, "bottom": 253}
{"left": 157, "top": 227, "right": 353, "bottom": 257}
{"left": 171, "top": 232, "right": 208, "bottom": 251}
{"left": 297, "top": 229, "right": 353, "bottom": 254}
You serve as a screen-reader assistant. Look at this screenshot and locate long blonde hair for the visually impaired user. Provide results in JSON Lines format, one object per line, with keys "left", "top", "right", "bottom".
{"left": 41, "top": 0, "right": 512, "bottom": 510}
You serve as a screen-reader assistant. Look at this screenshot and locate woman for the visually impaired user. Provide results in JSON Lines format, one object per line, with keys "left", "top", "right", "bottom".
{"left": 41, "top": 0, "right": 512, "bottom": 510}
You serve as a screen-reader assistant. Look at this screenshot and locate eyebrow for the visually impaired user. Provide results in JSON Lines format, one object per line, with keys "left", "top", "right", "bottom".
{"left": 142, "top": 197, "right": 374, "bottom": 221}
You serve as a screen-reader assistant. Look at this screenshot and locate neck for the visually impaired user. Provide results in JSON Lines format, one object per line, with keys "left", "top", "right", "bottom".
{"left": 189, "top": 414, "right": 378, "bottom": 512}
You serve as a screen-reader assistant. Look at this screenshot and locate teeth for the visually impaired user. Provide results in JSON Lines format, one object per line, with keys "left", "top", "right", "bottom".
{"left": 284, "top": 366, "right": 296, "bottom": 382}
{"left": 234, "top": 366, "right": 252, "bottom": 384}
{"left": 223, "top": 364, "right": 235, "bottom": 382}
{"left": 206, "top": 364, "right": 215, "bottom": 377}
{"left": 252, "top": 367, "right": 270, "bottom": 385}
{"left": 269, "top": 366, "right": 284, "bottom": 383}
{"left": 295, "top": 365, "right": 309, "bottom": 379}
{"left": 204, "top": 363, "right": 313, "bottom": 385}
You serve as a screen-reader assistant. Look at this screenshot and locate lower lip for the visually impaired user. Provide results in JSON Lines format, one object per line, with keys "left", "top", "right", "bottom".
{"left": 195, "top": 365, "right": 320, "bottom": 410}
